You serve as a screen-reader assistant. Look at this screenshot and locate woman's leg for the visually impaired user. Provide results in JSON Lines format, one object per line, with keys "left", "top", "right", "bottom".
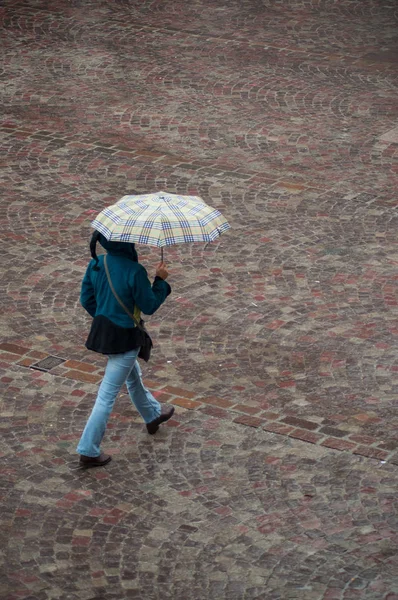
{"left": 125, "top": 360, "right": 161, "bottom": 424}
{"left": 76, "top": 349, "right": 139, "bottom": 457}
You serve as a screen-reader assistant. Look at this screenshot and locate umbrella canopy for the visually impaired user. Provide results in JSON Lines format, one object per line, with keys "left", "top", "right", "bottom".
{"left": 91, "top": 192, "right": 230, "bottom": 252}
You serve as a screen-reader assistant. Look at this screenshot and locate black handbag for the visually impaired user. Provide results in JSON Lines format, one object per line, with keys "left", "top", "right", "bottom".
{"left": 104, "top": 254, "right": 153, "bottom": 362}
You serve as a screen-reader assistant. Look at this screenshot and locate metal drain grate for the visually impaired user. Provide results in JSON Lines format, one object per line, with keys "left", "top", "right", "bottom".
{"left": 31, "top": 356, "right": 65, "bottom": 372}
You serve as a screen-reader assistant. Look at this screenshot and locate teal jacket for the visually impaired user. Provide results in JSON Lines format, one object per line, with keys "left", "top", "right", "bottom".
{"left": 81, "top": 250, "right": 171, "bottom": 328}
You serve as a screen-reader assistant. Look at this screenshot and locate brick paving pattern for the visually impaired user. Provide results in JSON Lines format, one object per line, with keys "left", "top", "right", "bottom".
{"left": 1, "top": 0, "right": 398, "bottom": 598}
{"left": 1, "top": 368, "right": 398, "bottom": 600}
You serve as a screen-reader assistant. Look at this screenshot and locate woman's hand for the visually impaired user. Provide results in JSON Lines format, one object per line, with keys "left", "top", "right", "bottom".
{"left": 156, "top": 262, "right": 169, "bottom": 280}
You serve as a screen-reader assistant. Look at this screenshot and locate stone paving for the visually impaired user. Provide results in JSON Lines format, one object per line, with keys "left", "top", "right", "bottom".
{"left": 1, "top": 0, "right": 398, "bottom": 598}
{"left": 1, "top": 370, "right": 398, "bottom": 600}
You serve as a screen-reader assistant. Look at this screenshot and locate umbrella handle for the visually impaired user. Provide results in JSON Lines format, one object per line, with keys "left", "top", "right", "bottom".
{"left": 161, "top": 247, "right": 164, "bottom": 262}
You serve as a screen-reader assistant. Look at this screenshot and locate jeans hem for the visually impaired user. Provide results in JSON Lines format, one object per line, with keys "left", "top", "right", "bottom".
{"left": 77, "top": 448, "right": 100, "bottom": 458}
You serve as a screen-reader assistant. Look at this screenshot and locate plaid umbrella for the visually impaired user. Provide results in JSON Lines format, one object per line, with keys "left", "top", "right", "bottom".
{"left": 91, "top": 191, "right": 230, "bottom": 259}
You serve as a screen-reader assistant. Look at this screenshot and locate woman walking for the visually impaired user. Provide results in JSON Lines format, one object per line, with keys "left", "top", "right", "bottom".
{"left": 76, "top": 231, "right": 174, "bottom": 468}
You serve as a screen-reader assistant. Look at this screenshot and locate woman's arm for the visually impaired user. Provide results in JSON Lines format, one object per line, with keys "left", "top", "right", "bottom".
{"left": 132, "top": 264, "right": 171, "bottom": 315}
{"left": 80, "top": 264, "right": 97, "bottom": 317}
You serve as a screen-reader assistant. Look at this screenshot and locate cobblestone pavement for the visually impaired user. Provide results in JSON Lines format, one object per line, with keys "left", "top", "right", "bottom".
{"left": 1, "top": 0, "right": 398, "bottom": 598}
{"left": 1, "top": 369, "right": 398, "bottom": 600}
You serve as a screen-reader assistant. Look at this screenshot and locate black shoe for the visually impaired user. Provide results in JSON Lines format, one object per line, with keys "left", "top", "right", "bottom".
{"left": 79, "top": 452, "right": 112, "bottom": 468}
{"left": 146, "top": 405, "right": 175, "bottom": 435}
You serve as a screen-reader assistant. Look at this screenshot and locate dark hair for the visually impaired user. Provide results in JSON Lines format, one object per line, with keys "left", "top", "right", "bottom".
{"left": 90, "top": 231, "right": 101, "bottom": 271}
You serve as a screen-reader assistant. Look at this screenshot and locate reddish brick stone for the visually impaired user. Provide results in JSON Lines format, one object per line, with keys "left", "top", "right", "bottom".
{"left": 16, "top": 509, "right": 32, "bottom": 517}
{"left": 288, "top": 429, "right": 324, "bottom": 444}
{"left": 201, "top": 396, "right": 234, "bottom": 409}
{"left": 0, "top": 343, "right": 29, "bottom": 355}
{"left": 161, "top": 385, "right": 197, "bottom": 399}
{"left": 263, "top": 423, "right": 295, "bottom": 435}
{"left": 0, "top": 352, "right": 25, "bottom": 362}
{"left": 93, "top": 471, "right": 109, "bottom": 480}
{"left": 325, "top": 413, "right": 346, "bottom": 423}
{"left": 321, "top": 438, "right": 356, "bottom": 451}
{"left": 353, "top": 413, "right": 381, "bottom": 424}
{"left": 27, "top": 350, "right": 48, "bottom": 359}
{"left": 353, "top": 446, "right": 389, "bottom": 460}
{"left": 231, "top": 404, "right": 260, "bottom": 415}
{"left": 282, "top": 416, "right": 319, "bottom": 431}
{"left": 214, "top": 506, "right": 232, "bottom": 516}
{"left": 64, "top": 360, "right": 97, "bottom": 373}
{"left": 261, "top": 411, "right": 280, "bottom": 420}
{"left": 165, "top": 419, "right": 181, "bottom": 428}
{"left": 349, "top": 434, "right": 379, "bottom": 445}
{"left": 264, "top": 456, "right": 281, "bottom": 464}
{"left": 233, "top": 415, "right": 265, "bottom": 428}
{"left": 72, "top": 537, "right": 90, "bottom": 546}
{"left": 18, "top": 357, "right": 36, "bottom": 367}
{"left": 103, "top": 516, "right": 121, "bottom": 525}
{"left": 266, "top": 319, "right": 285, "bottom": 329}
{"left": 152, "top": 391, "right": 173, "bottom": 402}
{"left": 278, "top": 380, "right": 296, "bottom": 388}
{"left": 91, "top": 571, "right": 105, "bottom": 579}
{"left": 178, "top": 490, "right": 193, "bottom": 497}
{"left": 64, "top": 370, "right": 102, "bottom": 384}
{"left": 89, "top": 508, "right": 108, "bottom": 517}
{"left": 171, "top": 397, "right": 202, "bottom": 410}
{"left": 143, "top": 379, "right": 163, "bottom": 389}
{"left": 200, "top": 406, "right": 231, "bottom": 419}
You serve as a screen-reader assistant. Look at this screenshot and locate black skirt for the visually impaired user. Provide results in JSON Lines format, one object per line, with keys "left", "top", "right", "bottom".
{"left": 85, "top": 315, "right": 145, "bottom": 355}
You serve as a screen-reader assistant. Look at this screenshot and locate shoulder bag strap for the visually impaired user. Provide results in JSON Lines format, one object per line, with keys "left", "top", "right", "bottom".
{"left": 103, "top": 254, "right": 143, "bottom": 331}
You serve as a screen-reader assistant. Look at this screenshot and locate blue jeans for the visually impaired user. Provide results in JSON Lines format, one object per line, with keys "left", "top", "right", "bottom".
{"left": 76, "top": 349, "right": 161, "bottom": 457}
